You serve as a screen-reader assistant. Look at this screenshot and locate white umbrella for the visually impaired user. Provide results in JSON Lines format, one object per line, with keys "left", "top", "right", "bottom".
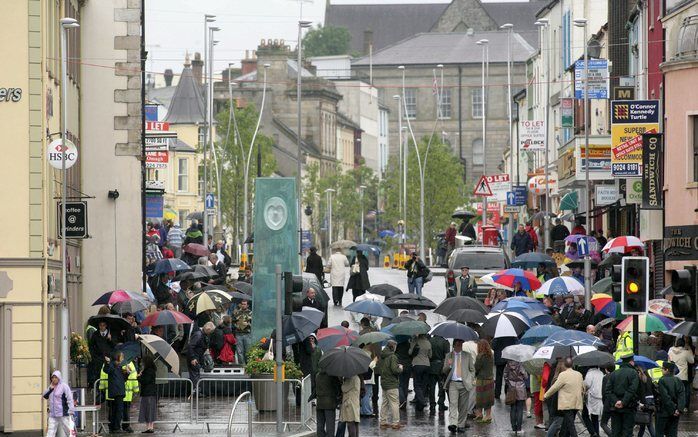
{"left": 502, "top": 344, "right": 536, "bottom": 362}
{"left": 481, "top": 311, "right": 530, "bottom": 338}
{"left": 535, "top": 276, "right": 585, "bottom": 297}
{"left": 480, "top": 273, "right": 514, "bottom": 291}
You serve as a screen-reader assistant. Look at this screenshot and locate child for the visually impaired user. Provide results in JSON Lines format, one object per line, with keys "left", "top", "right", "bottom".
{"left": 138, "top": 355, "right": 158, "bottom": 433}
{"left": 43, "top": 370, "right": 75, "bottom": 437}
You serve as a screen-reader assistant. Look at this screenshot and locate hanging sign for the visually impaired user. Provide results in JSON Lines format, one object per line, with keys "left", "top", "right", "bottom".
{"left": 47, "top": 139, "right": 78, "bottom": 170}
{"left": 641, "top": 132, "right": 663, "bottom": 209}
{"left": 519, "top": 120, "right": 546, "bottom": 150}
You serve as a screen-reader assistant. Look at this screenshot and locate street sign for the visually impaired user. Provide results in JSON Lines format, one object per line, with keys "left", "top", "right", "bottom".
{"left": 610, "top": 100, "right": 660, "bottom": 177}
{"left": 613, "top": 86, "right": 635, "bottom": 100}
{"left": 574, "top": 59, "right": 610, "bottom": 99}
{"left": 503, "top": 205, "right": 519, "bottom": 213}
{"left": 577, "top": 236, "right": 590, "bottom": 257}
{"left": 47, "top": 139, "right": 78, "bottom": 170}
{"left": 205, "top": 193, "right": 215, "bottom": 209}
{"left": 519, "top": 120, "right": 546, "bottom": 150}
{"left": 473, "top": 175, "right": 493, "bottom": 197}
{"left": 642, "top": 132, "right": 663, "bottom": 209}
{"left": 57, "top": 201, "right": 88, "bottom": 239}
{"left": 561, "top": 98, "right": 574, "bottom": 128}
{"left": 506, "top": 186, "right": 527, "bottom": 206}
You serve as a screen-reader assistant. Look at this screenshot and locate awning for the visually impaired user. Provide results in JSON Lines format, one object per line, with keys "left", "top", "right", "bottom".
{"left": 559, "top": 191, "right": 578, "bottom": 211}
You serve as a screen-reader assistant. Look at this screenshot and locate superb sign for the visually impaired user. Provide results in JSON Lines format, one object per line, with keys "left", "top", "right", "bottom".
{"left": 610, "top": 100, "right": 660, "bottom": 177}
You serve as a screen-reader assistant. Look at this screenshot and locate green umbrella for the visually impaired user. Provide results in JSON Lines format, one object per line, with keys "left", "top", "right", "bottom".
{"left": 591, "top": 277, "right": 612, "bottom": 293}
{"left": 353, "top": 331, "right": 393, "bottom": 347}
{"left": 387, "top": 320, "right": 430, "bottom": 336}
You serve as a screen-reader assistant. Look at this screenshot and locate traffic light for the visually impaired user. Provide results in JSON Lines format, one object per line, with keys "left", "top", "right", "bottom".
{"left": 621, "top": 257, "right": 649, "bottom": 315}
{"left": 611, "top": 264, "right": 623, "bottom": 302}
{"left": 671, "top": 266, "right": 697, "bottom": 320}
{"left": 283, "top": 272, "right": 304, "bottom": 315}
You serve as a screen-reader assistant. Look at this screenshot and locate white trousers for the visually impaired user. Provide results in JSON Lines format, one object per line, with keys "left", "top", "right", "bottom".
{"left": 46, "top": 416, "right": 74, "bottom": 437}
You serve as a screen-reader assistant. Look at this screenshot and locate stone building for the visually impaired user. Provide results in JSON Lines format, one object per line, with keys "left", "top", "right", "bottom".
{"left": 352, "top": 30, "right": 533, "bottom": 182}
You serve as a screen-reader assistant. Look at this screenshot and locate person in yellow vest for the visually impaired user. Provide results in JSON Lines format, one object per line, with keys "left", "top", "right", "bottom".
{"left": 100, "top": 360, "right": 139, "bottom": 433}
{"left": 614, "top": 331, "right": 634, "bottom": 361}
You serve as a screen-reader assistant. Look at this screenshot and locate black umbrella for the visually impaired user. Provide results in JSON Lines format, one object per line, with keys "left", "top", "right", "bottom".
{"left": 384, "top": 293, "right": 436, "bottom": 310}
{"left": 175, "top": 271, "right": 208, "bottom": 282}
{"left": 434, "top": 296, "right": 488, "bottom": 316}
{"left": 151, "top": 258, "right": 192, "bottom": 276}
{"left": 566, "top": 259, "right": 598, "bottom": 270}
{"left": 275, "top": 307, "right": 325, "bottom": 346}
{"left": 202, "top": 284, "right": 229, "bottom": 292}
{"left": 512, "top": 253, "right": 556, "bottom": 269}
{"left": 595, "top": 317, "right": 616, "bottom": 330}
{"left": 446, "top": 309, "right": 487, "bottom": 324}
{"left": 429, "top": 321, "right": 479, "bottom": 341}
{"left": 573, "top": 350, "right": 615, "bottom": 368}
{"left": 452, "top": 209, "right": 476, "bottom": 220}
{"left": 193, "top": 265, "right": 219, "bottom": 278}
{"left": 368, "top": 284, "right": 403, "bottom": 298}
{"left": 318, "top": 346, "right": 373, "bottom": 378}
{"left": 88, "top": 314, "right": 131, "bottom": 333}
{"left": 667, "top": 321, "right": 698, "bottom": 337}
{"left": 185, "top": 211, "right": 203, "bottom": 221}
{"left": 598, "top": 253, "right": 622, "bottom": 269}
{"left": 233, "top": 281, "right": 253, "bottom": 295}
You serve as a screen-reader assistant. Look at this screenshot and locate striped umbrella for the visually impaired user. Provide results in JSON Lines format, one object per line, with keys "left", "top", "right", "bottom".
{"left": 602, "top": 236, "right": 645, "bottom": 254}
{"left": 520, "top": 325, "right": 565, "bottom": 345}
{"left": 480, "top": 273, "right": 514, "bottom": 291}
{"left": 93, "top": 289, "right": 148, "bottom": 306}
{"left": 137, "top": 334, "right": 180, "bottom": 375}
{"left": 590, "top": 293, "right": 620, "bottom": 319}
{"left": 491, "top": 268, "right": 542, "bottom": 291}
{"left": 481, "top": 311, "right": 531, "bottom": 338}
{"left": 141, "top": 309, "right": 193, "bottom": 326}
{"left": 616, "top": 314, "right": 677, "bottom": 332}
{"left": 186, "top": 290, "right": 232, "bottom": 315}
{"left": 536, "top": 277, "right": 585, "bottom": 297}
{"left": 316, "top": 327, "right": 358, "bottom": 351}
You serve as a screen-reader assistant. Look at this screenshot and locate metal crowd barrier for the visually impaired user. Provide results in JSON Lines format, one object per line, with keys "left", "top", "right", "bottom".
{"left": 226, "top": 391, "right": 252, "bottom": 437}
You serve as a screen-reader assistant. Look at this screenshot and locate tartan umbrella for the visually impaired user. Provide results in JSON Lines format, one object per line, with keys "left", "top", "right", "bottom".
{"left": 520, "top": 325, "right": 565, "bottom": 345}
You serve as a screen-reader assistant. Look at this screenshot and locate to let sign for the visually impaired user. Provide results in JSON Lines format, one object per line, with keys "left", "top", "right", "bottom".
{"left": 57, "top": 201, "right": 88, "bottom": 239}
{"left": 519, "top": 120, "right": 546, "bottom": 150}
{"left": 642, "top": 132, "right": 662, "bottom": 209}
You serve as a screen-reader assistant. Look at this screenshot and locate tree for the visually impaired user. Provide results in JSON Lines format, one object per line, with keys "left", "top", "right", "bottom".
{"left": 215, "top": 103, "right": 277, "bottom": 246}
{"left": 381, "top": 137, "right": 469, "bottom": 250}
{"left": 301, "top": 25, "right": 352, "bottom": 58}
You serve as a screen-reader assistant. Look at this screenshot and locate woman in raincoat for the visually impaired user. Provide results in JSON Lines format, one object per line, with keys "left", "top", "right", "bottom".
{"left": 339, "top": 375, "right": 361, "bottom": 437}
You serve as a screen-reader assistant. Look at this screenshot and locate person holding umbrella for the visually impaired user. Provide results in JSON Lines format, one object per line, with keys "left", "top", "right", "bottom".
{"left": 138, "top": 355, "right": 157, "bottom": 433}
{"left": 347, "top": 249, "right": 370, "bottom": 302}
{"left": 429, "top": 333, "right": 451, "bottom": 414}
{"left": 329, "top": 247, "right": 349, "bottom": 306}
{"left": 504, "top": 358, "right": 528, "bottom": 435}
{"left": 378, "top": 340, "right": 403, "bottom": 429}
{"left": 409, "top": 333, "right": 432, "bottom": 411}
{"left": 88, "top": 320, "right": 115, "bottom": 387}
{"left": 474, "top": 339, "right": 494, "bottom": 423}
{"left": 443, "top": 338, "right": 475, "bottom": 433}
{"left": 315, "top": 369, "right": 342, "bottom": 437}
{"left": 340, "top": 373, "right": 362, "bottom": 437}
{"left": 186, "top": 322, "right": 215, "bottom": 395}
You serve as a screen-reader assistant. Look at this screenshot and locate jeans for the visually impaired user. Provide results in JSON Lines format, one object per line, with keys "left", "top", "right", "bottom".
{"left": 360, "top": 383, "right": 373, "bottom": 415}
{"left": 109, "top": 396, "right": 125, "bottom": 432}
{"left": 510, "top": 399, "right": 525, "bottom": 431}
{"left": 399, "top": 366, "right": 411, "bottom": 404}
{"left": 413, "top": 365, "right": 430, "bottom": 409}
{"left": 316, "top": 408, "right": 336, "bottom": 437}
{"left": 637, "top": 415, "right": 655, "bottom": 437}
{"left": 408, "top": 276, "right": 424, "bottom": 296}
{"left": 236, "top": 333, "right": 252, "bottom": 365}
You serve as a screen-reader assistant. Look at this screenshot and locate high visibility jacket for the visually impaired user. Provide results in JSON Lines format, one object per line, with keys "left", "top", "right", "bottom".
{"left": 614, "top": 332, "right": 634, "bottom": 361}
{"left": 649, "top": 361, "right": 664, "bottom": 384}
{"left": 100, "top": 362, "right": 139, "bottom": 402}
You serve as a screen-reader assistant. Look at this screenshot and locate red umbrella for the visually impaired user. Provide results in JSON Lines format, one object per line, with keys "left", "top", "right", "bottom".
{"left": 316, "top": 326, "right": 358, "bottom": 351}
{"left": 93, "top": 289, "right": 148, "bottom": 306}
{"left": 183, "top": 243, "right": 210, "bottom": 257}
{"left": 601, "top": 236, "right": 644, "bottom": 254}
{"left": 141, "top": 310, "right": 193, "bottom": 326}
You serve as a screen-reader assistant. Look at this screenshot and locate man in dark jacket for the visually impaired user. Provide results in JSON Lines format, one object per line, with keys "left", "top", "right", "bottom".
{"left": 656, "top": 361, "right": 685, "bottom": 437}
{"left": 604, "top": 353, "right": 640, "bottom": 437}
{"left": 208, "top": 253, "right": 228, "bottom": 285}
{"left": 315, "top": 370, "right": 341, "bottom": 437}
{"left": 452, "top": 266, "right": 477, "bottom": 298}
{"left": 378, "top": 340, "right": 403, "bottom": 429}
{"left": 304, "top": 246, "right": 324, "bottom": 284}
{"left": 104, "top": 352, "right": 127, "bottom": 433}
{"left": 405, "top": 252, "right": 429, "bottom": 296}
{"left": 550, "top": 219, "right": 570, "bottom": 245}
{"left": 428, "top": 334, "right": 451, "bottom": 413}
{"left": 395, "top": 340, "right": 412, "bottom": 408}
{"left": 186, "top": 322, "right": 215, "bottom": 393}
{"left": 88, "top": 321, "right": 115, "bottom": 387}
{"left": 510, "top": 224, "right": 533, "bottom": 256}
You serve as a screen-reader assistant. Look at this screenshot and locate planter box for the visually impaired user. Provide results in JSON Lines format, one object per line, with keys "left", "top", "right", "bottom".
{"left": 250, "top": 374, "right": 290, "bottom": 412}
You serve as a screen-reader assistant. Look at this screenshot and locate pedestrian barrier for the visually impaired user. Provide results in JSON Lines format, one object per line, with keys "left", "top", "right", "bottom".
{"left": 226, "top": 391, "right": 252, "bottom": 437}
{"left": 92, "top": 377, "right": 193, "bottom": 433}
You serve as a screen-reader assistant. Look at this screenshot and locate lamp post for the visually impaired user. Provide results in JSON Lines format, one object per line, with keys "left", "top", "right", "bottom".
{"left": 325, "top": 188, "right": 335, "bottom": 252}
{"left": 477, "top": 39, "right": 489, "bottom": 235}
{"left": 203, "top": 25, "right": 219, "bottom": 242}
{"left": 359, "top": 185, "right": 367, "bottom": 243}
{"left": 59, "top": 16, "right": 79, "bottom": 381}
{"left": 536, "top": 18, "right": 551, "bottom": 251}
{"left": 209, "top": 38, "right": 224, "bottom": 239}
{"left": 501, "top": 23, "right": 514, "bottom": 250}
{"left": 202, "top": 15, "right": 215, "bottom": 236}
{"left": 243, "top": 64, "right": 270, "bottom": 257}
{"left": 392, "top": 94, "right": 402, "bottom": 226}
{"left": 574, "top": 17, "right": 592, "bottom": 312}
{"left": 296, "top": 20, "right": 311, "bottom": 266}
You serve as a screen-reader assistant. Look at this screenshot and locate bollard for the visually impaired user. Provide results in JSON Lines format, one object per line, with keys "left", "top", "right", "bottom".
{"left": 384, "top": 255, "right": 390, "bottom": 268}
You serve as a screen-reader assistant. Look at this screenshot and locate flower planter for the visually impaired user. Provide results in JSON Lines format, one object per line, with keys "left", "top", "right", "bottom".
{"left": 250, "top": 373, "right": 290, "bottom": 412}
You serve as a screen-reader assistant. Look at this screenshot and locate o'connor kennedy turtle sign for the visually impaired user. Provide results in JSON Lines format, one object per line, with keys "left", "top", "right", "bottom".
{"left": 57, "top": 201, "right": 88, "bottom": 239}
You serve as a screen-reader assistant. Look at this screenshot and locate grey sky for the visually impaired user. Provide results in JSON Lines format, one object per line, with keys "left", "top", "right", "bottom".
{"left": 145, "top": 0, "right": 527, "bottom": 80}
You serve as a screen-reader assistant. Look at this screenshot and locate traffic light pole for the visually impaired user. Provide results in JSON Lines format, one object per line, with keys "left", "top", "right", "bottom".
{"left": 633, "top": 315, "right": 639, "bottom": 355}
{"left": 274, "top": 264, "right": 283, "bottom": 433}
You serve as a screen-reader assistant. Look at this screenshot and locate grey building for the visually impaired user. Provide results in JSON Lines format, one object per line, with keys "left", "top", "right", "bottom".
{"left": 352, "top": 30, "right": 533, "bottom": 182}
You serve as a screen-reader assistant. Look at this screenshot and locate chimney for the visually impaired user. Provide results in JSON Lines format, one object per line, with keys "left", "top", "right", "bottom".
{"left": 164, "top": 69, "right": 173, "bottom": 86}
{"left": 363, "top": 29, "right": 373, "bottom": 55}
{"left": 241, "top": 50, "right": 257, "bottom": 76}
{"left": 191, "top": 52, "right": 203, "bottom": 84}
{"left": 222, "top": 68, "right": 229, "bottom": 83}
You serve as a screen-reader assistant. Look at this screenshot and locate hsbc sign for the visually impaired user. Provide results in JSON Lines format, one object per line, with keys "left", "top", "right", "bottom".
{"left": 47, "top": 138, "right": 78, "bottom": 169}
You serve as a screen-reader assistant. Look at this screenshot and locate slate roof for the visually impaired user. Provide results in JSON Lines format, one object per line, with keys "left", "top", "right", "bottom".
{"left": 164, "top": 65, "right": 206, "bottom": 124}
{"left": 480, "top": 1, "right": 548, "bottom": 46}
{"left": 325, "top": 2, "right": 449, "bottom": 53}
{"left": 233, "top": 59, "right": 316, "bottom": 82}
{"left": 353, "top": 31, "right": 535, "bottom": 67}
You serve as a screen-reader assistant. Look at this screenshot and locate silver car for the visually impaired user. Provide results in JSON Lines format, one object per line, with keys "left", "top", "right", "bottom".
{"left": 445, "top": 246, "right": 510, "bottom": 299}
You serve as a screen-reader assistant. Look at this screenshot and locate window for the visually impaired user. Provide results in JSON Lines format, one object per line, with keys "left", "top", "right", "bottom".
{"left": 693, "top": 115, "right": 698, "bottom": 182}
{"left": 198, "top": 163, "right": 204, "bottom": 195}
{"left": 178, "top": 210, "right": 188, "bottom": 226}
{"left": 404, "top": 88, "right": 417, "bottom": 119}
{"left": 439, "top": 89, "right": 452, "bottom": 119}
{"left": 198, "top": 126, "right": 206, "bottom": 147}
{"left": 472, "top": 138, "right": 484, "bottom": 165}
{"left": 472, "top": 89, "right": 486, "bottom": 119}
{"left": 177, "top": 158, "right": 188, "bottom": 192}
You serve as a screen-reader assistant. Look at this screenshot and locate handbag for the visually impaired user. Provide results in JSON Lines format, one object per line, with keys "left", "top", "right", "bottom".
{"left": 634, "top": 410, "right": 651, "bottom": 425}
{"left": 423, "top": 269, "right": 433, "bottom": 283}
{"left": 351, "top": 259, "right": 360, "bottom": 275}
{"left": 505, "top": 388, "right": 517, "bottom": 405}
{"left": 202, "top": 350, "right": 215, "bottom": 372}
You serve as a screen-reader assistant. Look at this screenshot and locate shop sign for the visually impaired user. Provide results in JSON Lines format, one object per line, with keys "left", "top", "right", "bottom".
{"left": 664, "top": 225, "right": 698, "bottom": 261}
{"left": 561, "top": 98, "right": 574, "bottom": 128}
{"left": 0, "top": 87, "right": 22, "bottom": 102}
{"left": 47, "top": 138, "right": 78, "bottom": 170}
{"left": 574, "top": 59, "right": 610, "bottom": 99}
{"left": 610, "top": 100, "right": 660, "bottom": 177}
{"left": 519, "top": 120, "right": 546, "bottom": 150}
{"left": 595, "top": 185, "right": 619, "bottom": 205}
{"left": 642, "top": 132, "right": 663, "bottom": 209}
{"left": 577, "top": 144, "right": 612, "bottom": 173}
{"left": 145, "top": 195, "right": 164, "bottom": 219}
{"left": 624, "top": 178, "right": 642, "bottom": 204}
{"left": 57, "top": 201, "right": 88, "bottom": 239}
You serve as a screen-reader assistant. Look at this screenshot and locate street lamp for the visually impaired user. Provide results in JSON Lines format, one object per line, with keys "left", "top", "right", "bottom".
{"left": 536, "top": 18, "right": 551, "bottom": 251}
{"left": 243, "top": 64, "right": 270, "bottom": 257}
{"left": 574, "top": 17, "right": 592, "bottom": 312}
{"left": 392, "top": 94, "right": 403, "bottom": 225}
{"left": 501, "top": 24, "right": 514, "bottom": 250}
{"left": 359, "top": 185, "right": 367, "bottom": 243}
{"left": 297, "top": 20, "right": 312, "bottom": 266}
{"left": 59, "top": 16, "right": 79, "bottom": 383}
{"left": 477, "top": 39, "right": 489, "bottom": 235}
{"left": 397, "top": 66, "right": 408, "bottom": 246}
{"left": 325, "top": 188, "right": 336, "bottom": 254}
{"left": 203, "top": 25, "right": 219, "bottom": 242}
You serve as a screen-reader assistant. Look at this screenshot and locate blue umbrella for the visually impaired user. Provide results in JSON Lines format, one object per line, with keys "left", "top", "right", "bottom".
{"left": 345, "top": 300, "right": 395, "bottom": 318}
{"left": 492, "top": 298, "right": 549, "bottom": 314}
{"left": 356, "top": 244, "right": 381, "bottom": 256}
{"left": 617, "top": 355, "right": 658, "bottom": 371}
{"left": 537, "top": 277, "right": 585, "bottom": 297}
{"left": 542, "top": 330, "right": 605, "bottom": 347}
{"left": 530, "top": 314, "right": 555, "bottom": 325}
{"left": 520, "top": 325, "right": 565, "bottom": 345}
{"left": 511, "top": 252, "right": 556, "bottom": 269}
{"left": 378, "top": 230, "right": 395, "bottom": 238}
{"left": 151, "top": 258, "right": 191, "bottom": 276}
{"left": 429, "top": 321, "right": 479, "bottom": 341}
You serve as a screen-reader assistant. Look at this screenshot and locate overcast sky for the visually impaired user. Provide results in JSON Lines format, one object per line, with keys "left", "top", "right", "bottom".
{"left": 145, "top": 0, "right": 527, "bottom": 80}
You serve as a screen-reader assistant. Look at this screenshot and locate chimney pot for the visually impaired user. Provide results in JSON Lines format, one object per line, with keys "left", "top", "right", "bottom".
{"left": 164, "top": 69, "right": 173, "bottom": 86}
{"left": 191, "top": 51, "right": 204, "bottom": 85}
{"left": 363, "top": 29, "right": 374, "bottom": 55}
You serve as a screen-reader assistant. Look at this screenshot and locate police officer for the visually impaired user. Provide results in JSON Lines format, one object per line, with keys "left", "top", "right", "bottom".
{"left": 656, "top": 361, "right": 685, "bottom": 437}
{"left": 604, "top": 352, "right": 639, "bottom": 437}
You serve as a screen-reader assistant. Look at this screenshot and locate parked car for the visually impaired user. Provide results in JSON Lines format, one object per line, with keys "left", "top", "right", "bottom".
{"left": 445, "top": 246, "right": 510, "bottom": 299}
